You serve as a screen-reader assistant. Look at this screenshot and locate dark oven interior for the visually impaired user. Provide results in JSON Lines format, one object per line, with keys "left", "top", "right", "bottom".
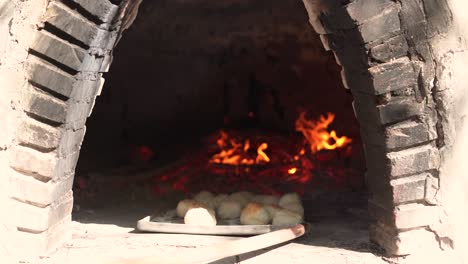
{"left": 72, "top": 0, "right": 367, "bottom": 230}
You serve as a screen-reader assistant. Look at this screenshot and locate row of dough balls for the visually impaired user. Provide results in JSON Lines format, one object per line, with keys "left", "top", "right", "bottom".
{"left": 176, "top": 191, "right": 304, "bottom": 226}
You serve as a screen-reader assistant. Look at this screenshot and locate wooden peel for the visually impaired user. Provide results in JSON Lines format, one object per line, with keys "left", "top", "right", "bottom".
{"left": 109, "top": 224, "right": 308, "bottom": 264}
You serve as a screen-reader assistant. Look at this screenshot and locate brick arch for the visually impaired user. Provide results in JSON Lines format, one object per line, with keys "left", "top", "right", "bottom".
{"left": 4, "top": 0, "right": 456, "bottom": 260}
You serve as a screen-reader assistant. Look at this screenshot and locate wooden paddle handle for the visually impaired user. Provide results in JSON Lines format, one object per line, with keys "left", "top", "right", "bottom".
{"left": 110, "top": 224, "right": 307, "bottom": 264}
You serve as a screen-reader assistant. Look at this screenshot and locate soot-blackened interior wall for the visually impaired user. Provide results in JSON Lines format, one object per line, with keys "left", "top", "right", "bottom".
{"left": 77, "top": 0, "right": 359, "bottom": 171}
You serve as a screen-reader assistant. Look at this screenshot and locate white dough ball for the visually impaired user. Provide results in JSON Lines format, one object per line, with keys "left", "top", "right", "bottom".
{"left": 279, "top": 193, "right": 301, "bottom": 207}
{"left": 240, "top": 202, "right": 271, "bottom": 225}
{"left": 213, "top": 194, "right": 229, "bottom": 208}
{"left": 193, "top": 190, "right": 215, "bottom": 208}
{"left": 264, "top": 204, "right": 282, "bottom": 218}
{"left": 252, "top": 195, "right": 280, "bottom": 205}
{"left": 280, "top": 202, "right": 304, "bottom": 217}
{"left": 184, "top": 207, "right": 217, "bottom": 226}
{"left": 176, "top": 199, "right": 204, "bottom": 218}
{"left": 229, "top": 191, "right": 253, "bottom": 207}
{"left": 217, "top": 199, "right": 242, "bottom": 219}
{"left": 272, "top": 209, "right": 303, "bottom": 226}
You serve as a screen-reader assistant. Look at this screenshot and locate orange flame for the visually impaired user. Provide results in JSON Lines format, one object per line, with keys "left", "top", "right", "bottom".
{"left": 210, "top": 131, "right": 271, "bottom": 166}
{"left": 295, "top": 112, "right": 352, "bottom": 153}
{"left": 288, "top": 167, "right": 297, "bottom": 174}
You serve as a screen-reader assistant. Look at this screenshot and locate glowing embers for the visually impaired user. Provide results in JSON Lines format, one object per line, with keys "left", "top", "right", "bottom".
{"left": 150, "top": 112, "right": 361, "bottom": 197}
{"left": 295, "top": 112, "right": 352, "bottom": 153}
{"left": 209, "top": 131, "right": 271, "bottom": 166}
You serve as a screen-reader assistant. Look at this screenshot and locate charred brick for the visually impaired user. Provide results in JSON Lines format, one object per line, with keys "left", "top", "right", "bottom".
{"left": 370, "top": 35, "right": 409, "bottom": 62}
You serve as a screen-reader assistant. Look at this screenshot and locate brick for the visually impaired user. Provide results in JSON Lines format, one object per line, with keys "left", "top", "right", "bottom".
{"left": 26, "top": 59, "right": 103, "bottom": 102}
{"left": 71, "top": 0, "right": 118, "bottom": 24}
{"left": 385, "top": 120, "right": 437, "bottom": 150}
{"left": 72, "top": 75, "right": 103, "bottom": 101}
{"left": 30, "top": 31, "right": 105, "bottom": 72}
{"left": 346, "top": 0, "right": 396, "bottom": 24}
{"left": 396, "top": 228, "right": 441, "bottom": 255}
{"left": 26, "top": 88, "right": 68, "bottom": 124}
{"left": 11, "top": 215, "right": 72, "bottom": 259}
{"left": 376, "top": 99, "right": 425, "bottom": 125}
{"left": 370, "top": 224, "right": 440, "bottom": 255}
{"left": 26, "top": 59, "right": 75, "bottom": 98}
{"left": 387, "top": 144, "right": 440, "bottom": 177}
{"left": 11, "top": 191, "right": 73, "bottom": 232}
{"left": 358, "top": 5, "right": 400, "bottom": 44}
{"left": 369, "top": 58, "right": 418, "bottom": 94}
{"left": 367, "top": 201, "right": 438, "bottom": 230}
{"left": 353, "top": 96, "right": 425, "bottom": 125}
{"left": 17, "top": 118, "right": 60, "bottom": 151}
{"left": 394, "top": 203, "right": 438, "bottom": 229}
{"left": 318, "top": 0, "right": 397, "bottom": 33}
{"left": 10, "top": 146, "right": 56, "bottom": 180}
{"left": 370, "top": 35, "right": 409, "bottom": 62}
{"left": 344, "top": 57, "right": 418, "bottom": 95}
{"left": 44, "top": 2, "right": 113, "bottom": 48}
{"left": 333, "top": 45, "right": 369, "bottom": 70}
{"left": 9, "top": 146, "right": 80, "bottom": 180}
{"left": 390, "top": 174, "right": 426, "bottom": 204}
{"left": 8, "top": 170, "right": 74, "bottom": 207}
{"left": 66, "top": 100, "right": 94, "bottom": 124}
{"left": 30, "top": 31, "right": 86, "bottom": 71}
{"left": 58, "top": 127, "right": 86, "bottom": 157}
{"left": 425, "top": 175, "right": 439, "bottom": 205}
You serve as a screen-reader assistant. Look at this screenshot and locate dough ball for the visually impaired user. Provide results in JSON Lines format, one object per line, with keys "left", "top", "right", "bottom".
{"left": 213, "top": 194, "right": 229, "bottom": 208}
{"left": 217, "top": 199, "right": 242, "bottom": 219}
{"left": 240, "top": 202, "right": 271, "bottom": 225}
{"left": 184, "top": 207, "right": 217, "bottom": 226}
{"left": 229, "top": 191, "right": 253, "bottom": 207}
{"left": 176, "top": 199, "right": 204, "bottom": 218}
{"left": 193, "top": 191, "right": 215, "bottom": 208}
{"left": 279, "top": 193, "right": 301, "bottom": 207}
{"left": 272, "top": 209, "right": 303, "bottom": 226}
{"left": 264, "top": 204, "right": 282, "bottom": 218}
{"left": 252, "top": 195, "right": 280, "bottom": 205}
{"left": 280, "top": 202, "right": 304, "bottom": 217}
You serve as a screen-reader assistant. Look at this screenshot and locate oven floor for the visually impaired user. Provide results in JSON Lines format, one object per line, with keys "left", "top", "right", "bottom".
{"left": 38, "top": 195, "right": 387, "bottom": 264}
